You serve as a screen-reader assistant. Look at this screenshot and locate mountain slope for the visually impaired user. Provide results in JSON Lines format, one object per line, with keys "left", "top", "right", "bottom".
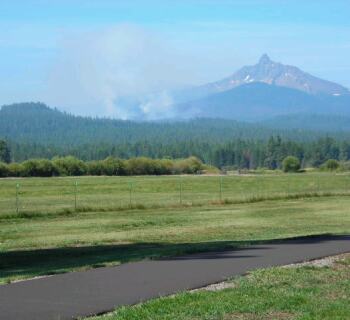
{"left": 2, "top": 102, "right": 349, "bottom": 148}
{"left": 0, "top": 102, "right": 284, "bottom": 146}
{"left": 198, "top": 54, "right": 350, "bottom": 96}
{"left": 261, "top": 114, "right": 350, "bottom": 132}
{"left": 176, "top": 82, "right": 350, "bottom": 120}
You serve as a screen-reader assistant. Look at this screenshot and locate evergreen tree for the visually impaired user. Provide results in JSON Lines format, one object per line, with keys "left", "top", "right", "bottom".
{"left": 0, "top": 140, "right": 11, "bottom": 163}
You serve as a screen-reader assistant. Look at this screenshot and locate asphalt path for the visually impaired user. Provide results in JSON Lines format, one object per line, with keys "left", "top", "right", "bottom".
{"left": 1, "top": 235, "right": 349, "bottom": 320}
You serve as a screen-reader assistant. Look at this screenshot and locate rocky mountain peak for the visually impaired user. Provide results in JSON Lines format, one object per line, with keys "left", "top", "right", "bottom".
{"left": 258, "top": 54, "right": 272, "bottom": 65}
{"left": 203, "top": 55, "right": 350, "bottom": 96}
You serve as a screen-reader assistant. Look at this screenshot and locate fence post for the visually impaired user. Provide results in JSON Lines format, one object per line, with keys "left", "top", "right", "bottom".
{"left": 74, "top": 180, "right": 78, "bottom": 211}
{"left": 179, "top": 178, "right": 183, "bottom": 205}
{"left": 129, "top": 181, "right": 133, "bottom": 207}
{"left": 219, "top": 176, "right": 223, "bottom": 202}
{"left": 16, "top": 183, "right": 20, "bottom": 214}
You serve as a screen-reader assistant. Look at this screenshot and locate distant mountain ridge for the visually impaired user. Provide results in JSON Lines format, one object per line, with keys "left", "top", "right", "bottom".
{"left": 173, "top": 55, "right": 350, "bottom": 119}
{"left": 2, "top": 102, "right": 350, "bottom": 146}
{"left": 175, "top": 82, "right": 350, "bottom": 120}
{"left": 2, "top": 55, "right": 350, "bottom": 123}
{"left": 197, "top": 54, "right": 350, "bottom": 96}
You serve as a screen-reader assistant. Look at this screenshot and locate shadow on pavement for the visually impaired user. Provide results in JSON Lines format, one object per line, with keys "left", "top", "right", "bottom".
{"left": 1, "top": 233, "right": 348, "bottom": 282}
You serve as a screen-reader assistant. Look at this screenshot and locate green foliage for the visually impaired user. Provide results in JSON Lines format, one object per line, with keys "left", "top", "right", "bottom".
{"left": 0, "top": 156, "right": 205, "bottom": 177}
{"left": 5, "top": 135, "right": 350, "bottom": 171}
{"left": 201, "top": 164, "right": 221, "bottom": 174}
{"left": 22, "top": 159, "right": 59, "bottom": 177}
{"left": 87, "top": 157, "right": 126, "bottom": 176}
{"left": 7, "top": 163, "right": 24, "bottom": 177}
{"left": 0, "top": 162, "right": 9, "bottom": 177}
{"left": 126, "top": 157, "right": 162, "bottom": 175}
{"left": 102, "top": 157, "right": 126, "bottom": 175}
{"left": 173, "top": 156, "right": 203, "bottom": 174}
{"left": 0, "top": 140, "right": 11, "bottom": 163}
{"left": 282, "top": 156, "right": 301, "bottom": 172}
{"left": 321, "top": 159, "right": 340, "bottom": 171}
{"left": 3, "top": 104, "right": 350, "bottom": 170}
{"left": 52, "top": 156, "right": 87, "bottom": 176}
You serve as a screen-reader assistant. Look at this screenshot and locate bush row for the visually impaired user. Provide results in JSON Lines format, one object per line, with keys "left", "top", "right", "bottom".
{"left": 282, "top": 157, "right": 344, "bottom": 173}
{"left": 0, "top": 156, "right": 210, "bottom": 177}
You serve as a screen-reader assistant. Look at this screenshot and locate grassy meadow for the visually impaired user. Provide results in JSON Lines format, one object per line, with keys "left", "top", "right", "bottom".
{"left": 1, "top": 172, "right": 350, "bottom": 284}
{"left": 1, "top": 172, "right": 350, "bottom": 216}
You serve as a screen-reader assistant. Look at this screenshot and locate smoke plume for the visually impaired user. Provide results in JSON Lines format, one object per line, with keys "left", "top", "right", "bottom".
{"left": 45, "top": 24, "right": 193, "bottom": 119}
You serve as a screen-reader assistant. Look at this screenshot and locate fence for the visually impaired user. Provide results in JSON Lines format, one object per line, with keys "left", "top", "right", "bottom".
{"left": 1, "top": 173, "right": 349, "bottom": 216}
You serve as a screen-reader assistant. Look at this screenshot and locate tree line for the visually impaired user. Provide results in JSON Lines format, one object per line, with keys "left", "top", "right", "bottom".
{"left": 4, "top": 136, "right": 350, "bottom": 170}
{"left": 2, "top": 102, "right": 350, "bottom": 169}
{"left": 0, "top": 155, "right": 213, "bottom": 178}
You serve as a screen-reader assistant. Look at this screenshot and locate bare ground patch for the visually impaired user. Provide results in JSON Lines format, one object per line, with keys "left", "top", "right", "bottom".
{"left": 223, "top": 311, "right": 295, "bottom": 320}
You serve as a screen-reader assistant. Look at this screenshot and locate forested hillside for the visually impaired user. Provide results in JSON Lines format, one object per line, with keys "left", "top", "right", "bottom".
{"left": 2, "top": 102, "right": 350, "bottom": 168}
{"left": 4, "top": 102, "right": 350, "bottom": 145}
{"left": 260, "top": 113, "right": 350, "bottom": 132}
{"left": 176, "top": 82, "right": 350, "bottom": 120}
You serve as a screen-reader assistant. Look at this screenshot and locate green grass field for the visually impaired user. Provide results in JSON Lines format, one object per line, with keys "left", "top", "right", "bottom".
{"left": 1, "top": 173, "right": 350, "bottom": 216}
{"left": 87, "top": 255, "right": 350, "bottom": 320}
{"left": 1, "top": 173, "right": 350, "bottom": 284}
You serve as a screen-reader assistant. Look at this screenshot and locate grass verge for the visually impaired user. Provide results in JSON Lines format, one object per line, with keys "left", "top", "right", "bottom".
{"left": 87, "top": 254, "right": 350, "bottom": 320}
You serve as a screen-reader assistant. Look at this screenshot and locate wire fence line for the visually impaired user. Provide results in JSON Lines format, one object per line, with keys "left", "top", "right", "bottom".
{"left": 1, "top": 174, "right": 350, "bottom": 216}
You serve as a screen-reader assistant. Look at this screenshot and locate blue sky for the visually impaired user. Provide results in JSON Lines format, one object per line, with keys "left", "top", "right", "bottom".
{"left": 1, "top": 0, "right": 349, "bottom": 116}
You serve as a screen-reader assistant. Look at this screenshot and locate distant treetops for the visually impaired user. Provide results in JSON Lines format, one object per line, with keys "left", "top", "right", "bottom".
{"left": 0, "top": 139, "right": 11, "bottom": 163}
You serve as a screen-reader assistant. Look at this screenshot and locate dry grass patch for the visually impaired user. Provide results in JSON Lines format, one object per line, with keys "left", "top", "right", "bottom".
{"left": 224, "top": 312, "right": 295, "bottom": 320}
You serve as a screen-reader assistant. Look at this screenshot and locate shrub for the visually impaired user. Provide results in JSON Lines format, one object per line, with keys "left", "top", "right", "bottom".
{"left": 102, "top": 157, "right": 126, "bottom": 175}
{"left": 157, "top": 159, "right": 173, "bottom": 175}
{"left": 0, "top": 162, "right": 9, "bottom": 177}
{"left": 22, "top": 159, "right": 59, "bottom": 177}
{"left": 174, "top": 156, "right": 203, "bottom": 174}
{"left": 125, "top": 157, "right": 157, "bottom": 175}
{"left": 201, "top": 164, "right": 221, "bottom": 174}
{"left": 7, "top": 163, "right": 25, "bottom": 177}
{"left": 52, "top": 156, "right": 87, "bottom": 176}
{"left": 322, "top": 159, "right": 340, "bottom": 171}
{"left": 0, "top": 156, "right": 210, "bottom": 177}
{"left": 282, "top": 156, "right": 301, "bottom": 173}
{"left": 86, "top": 160, "right": 105, "bottom": 176}
{"left": 87, "top": 157, "right": 127, "bottom": 176}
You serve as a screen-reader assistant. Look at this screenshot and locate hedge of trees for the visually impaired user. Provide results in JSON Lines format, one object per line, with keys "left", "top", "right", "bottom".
{"left": 8, "top": 136, "right": 350, "bottom": 171}
{"left": 0, "top": 156, "right": 212, "bottom": 178}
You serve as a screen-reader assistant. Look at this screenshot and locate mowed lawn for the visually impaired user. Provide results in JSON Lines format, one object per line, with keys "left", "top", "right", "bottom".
{"left": 1, "top": 173, "right": 350, "bottom": 284}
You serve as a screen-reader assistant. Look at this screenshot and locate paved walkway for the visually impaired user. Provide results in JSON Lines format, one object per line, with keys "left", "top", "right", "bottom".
{"left": 1, "top": 235, "right": 349, "bottom": 320}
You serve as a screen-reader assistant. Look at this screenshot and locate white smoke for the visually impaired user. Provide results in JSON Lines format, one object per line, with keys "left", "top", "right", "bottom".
{"left": 44, "top": 24, "right": 193, "bottom": 119}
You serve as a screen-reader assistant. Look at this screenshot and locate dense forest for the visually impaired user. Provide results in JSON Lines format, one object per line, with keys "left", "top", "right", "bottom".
{"left": 1, "top": 102, "right": 350, "bottom": 169}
